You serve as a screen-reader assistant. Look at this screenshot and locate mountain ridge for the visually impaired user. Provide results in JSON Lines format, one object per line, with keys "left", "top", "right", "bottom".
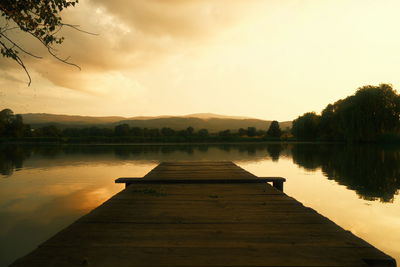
{"left": 21, "top": 113, "right": 292, "bottom": 132}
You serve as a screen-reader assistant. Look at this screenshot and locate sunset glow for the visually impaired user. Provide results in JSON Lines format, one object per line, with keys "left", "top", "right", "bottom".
{"left": 2, "top": 0, "right": 400, "bottom": 121}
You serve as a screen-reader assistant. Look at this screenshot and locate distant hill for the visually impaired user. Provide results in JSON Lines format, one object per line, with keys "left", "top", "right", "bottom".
{"left": 182, "top": 113, "right": 252, "bottom": 120}
{"left": 21, "top": 113, "right": 126, "bottom": 125}
{"left": 22, "top": 113, "right": 292, "bottom": 132}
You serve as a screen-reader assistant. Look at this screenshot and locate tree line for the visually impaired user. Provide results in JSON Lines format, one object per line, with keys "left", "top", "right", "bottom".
{"left": 5, "top": 83, "right": 399, "bottom": 143}
{"left": 0, "top": 110, "right": 284, "bottom": 142}
{"left": 292, "top": 84, "right": 400, "bottom": 142}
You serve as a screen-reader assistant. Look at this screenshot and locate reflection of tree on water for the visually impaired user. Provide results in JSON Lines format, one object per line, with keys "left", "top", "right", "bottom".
{"left": 2, "top": 143, "right": 399, "bottom": 202}
{"left": 0, "top": 145, "right": 31, "bottom": 176}
{"left": 291, "top": 144, "right": 400, "bottom": 202}
{"left": 0, "top": 144, "right": 278, "bottom": 176}
{"left": 218, "top": 144, "right": 231, "bottom": 152}
{"left": 266, "top": 144, "right": 284, "bottom": 162}
{"left": 198, "top": 146, "right": 209, "bottom": 153}
{"left": 291, "top": 144, "right": 324, "bottom": 170}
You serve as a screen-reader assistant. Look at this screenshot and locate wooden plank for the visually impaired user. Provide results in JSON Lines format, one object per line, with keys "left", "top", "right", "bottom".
{"left": 12, "top": 247, "right": 394, "bottom": 267}
{"left": 104, "top": 194, "right": 300, "bottom": 201}
{"left": 120, "top": 183, "right": 284, "bottom": 195}
{"left": 10, "top": 161, "right": 396, "bottom": 267}
{"left": 115, "top": 177, "right": 286, "bottom": 185}
{"left": 39, "top": 223, "right": 374, "bottom": 248}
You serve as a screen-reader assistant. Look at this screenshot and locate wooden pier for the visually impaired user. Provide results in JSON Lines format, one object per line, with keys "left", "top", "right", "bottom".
{"left": 12, "top": 161, "right": 396, "bottom": 266}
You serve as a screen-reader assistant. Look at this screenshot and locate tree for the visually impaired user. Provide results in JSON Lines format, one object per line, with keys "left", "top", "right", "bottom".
{"left": 161, "top": 127, "right": 175, "bottom": 137}
{"left": 292, "top": 84, "right": 400, "bottom": 142}
{"left": 0, "top": 109, "right": 13, "bottom": 135}
{"left": 147, "top": 128, "right": 161, "bottom": 137}
{"left": 186, "top": 126, "right": 194, "bottom": 136}
{"left": 114, "top": 124, "right": 130, "bottom": 136}
{"left": 198, "top": 129, "right": 209, "bottom": 137}
{"left": 267, "top": 120, "right": 282, "bottom": 138}
{"left": 218, "top": 129, "right": 231, "bottom": 137}
{"left": 0, "top": 0, "right": 81, "bottom": 85}
{"left": 332, "top": 84, "right": 400, "bottom": 142}
{"left": 247, "top": 127, "right": 256, "bottom": 137}
{"left": 130, "top": 127, "right": 143, "bottom": 137}
{"left": 238, "top": 128, "right": 247, "bottom": 136}
{"left": 34, "top": 125, "right": 61, "bottom": 137}
{"left": 319, "top": 104, "right": 341, "bottom": 141}
{"left": 8, "top": 114, "right": 25, "bottom": 137}
{"left": 0, "top": 108, "right": 29, "bottom": 137}
{"left": 317, "top": 84, "right": 400, "bottom": 142}
{"left": 291, "top": 112, "right": 321, "bottom": 140}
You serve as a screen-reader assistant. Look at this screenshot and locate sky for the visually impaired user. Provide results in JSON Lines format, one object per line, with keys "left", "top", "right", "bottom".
{"left": 1, "top": 0, "right": 400, "bottom": 121}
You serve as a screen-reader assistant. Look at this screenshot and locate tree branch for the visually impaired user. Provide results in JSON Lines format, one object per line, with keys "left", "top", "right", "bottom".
{"left": 0, "top": 0, "right": 83, "bottom": 85}
{"left": 0, "top": 32, "right": 42, "bottom": 58}
{"left": 0, "top": 39, "right": 32, "bottom": 85}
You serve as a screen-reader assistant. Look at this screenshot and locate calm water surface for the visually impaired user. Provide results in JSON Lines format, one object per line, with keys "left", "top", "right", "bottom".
{"left": 0, "top": 144, "right": 399, "bottom": 266}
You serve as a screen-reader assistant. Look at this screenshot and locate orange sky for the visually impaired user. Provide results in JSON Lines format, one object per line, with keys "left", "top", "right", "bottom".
{"left": 1, "top": 0, "right": 400, "bottom": 121}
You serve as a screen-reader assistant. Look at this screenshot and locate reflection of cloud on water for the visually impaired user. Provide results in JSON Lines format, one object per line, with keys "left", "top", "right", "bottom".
{"left": 30, "top": 186, "right": 115, "bottom": 224}
{"left": 0, "top": 165, "right": 127, "bottom": 266}
{"left": 0, "top": 181, "right": 120, "bottom": 233}
{"left": 0, "top": 163, "right": 152, "bottom": 242}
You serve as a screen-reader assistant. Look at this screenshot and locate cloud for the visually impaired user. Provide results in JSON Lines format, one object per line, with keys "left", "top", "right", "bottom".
{"left": 92, "top": 0, "right": 247, "bottom": 37}
{"left": 0, "top": 0, "right": 262, "bottom": 91}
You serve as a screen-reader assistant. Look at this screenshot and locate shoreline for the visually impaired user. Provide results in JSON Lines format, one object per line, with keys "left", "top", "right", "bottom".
{"left": 0, "top": 140, "right": 378, "bottom": 146}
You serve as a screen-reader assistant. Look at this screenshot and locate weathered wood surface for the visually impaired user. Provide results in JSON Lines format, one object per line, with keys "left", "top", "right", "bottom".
{"left": 11, "top": 161, "right": 396, "bottom": 267}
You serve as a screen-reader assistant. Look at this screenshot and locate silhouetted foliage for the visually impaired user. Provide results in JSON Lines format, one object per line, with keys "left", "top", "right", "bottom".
{"left": 319, "top": 104, "right": 341, "bottom": 140}
{"left": 291, "top": 112, "right": 320, "bottom": 140}
{"left": 0, "top": 109, "right": 30, "bottom": 138}
{"left": 62, "top": 127, "right": 113, "bottom": 137}
{"left": 33, "top": 125, "right": 61, "bottom": 137}
{"left": 238, "top": 128, "right": 247, "bottom": 136}
{"left": 161, "top": 127, "right": 175, "bottom": 137}
{"left": 333, "top": 84, "right": 400, "bottom": 142}
{"left": 130, "top": 127, "right": 142, "bottom": 137}
{"left": 267, "top": 120, "right": 282, "bottom": 138}
{"left": 146, "top": 128, "right": 161, "bottom": 137}
{"left": 198, "top": 129, "right": 209, "bottom": 137}
{"left": 247, "top": 127, "right": 257, "bottom": 137}
{"left": 186, "top": 126, "right": 194, "bottom": 136}
{"left": 0, "top": 110, "right": 277, "bottom": 143}
{"left": 0, "top": 0, "right": 81, "bottom": 84}
{"left": 218, "top": 129, "right": 231, "bottom": 137}
{"left": 114, "top": 124, "right": 130, "bottom": 136}
{"left": 292, "top": 84, "right": 400, "bottom": 142}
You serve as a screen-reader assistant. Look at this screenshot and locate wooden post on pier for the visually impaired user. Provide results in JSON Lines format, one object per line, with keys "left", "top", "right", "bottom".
{"left": 116, "top": 176, "right": 286, "bottom": 191}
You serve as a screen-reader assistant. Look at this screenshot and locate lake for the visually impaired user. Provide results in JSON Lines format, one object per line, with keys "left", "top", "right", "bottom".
{"left": 0, "top": 143, "right": 399, "bottom": 266}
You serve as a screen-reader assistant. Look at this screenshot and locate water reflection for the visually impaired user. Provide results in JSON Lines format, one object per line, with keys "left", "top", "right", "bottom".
{"left": 291, "top": 144, "right": 400, "bottom": 202}
{"left": 0, "top": 145, "right": 31, "bottom": 176}
{"left": 1, "top": 143, "right": 399, "bottom": 265}
{"left": 1, "top": 144, "right": 399, "bottom": 202}
{"left": 266, "top": 144, "right": 284, "bottom": 162}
